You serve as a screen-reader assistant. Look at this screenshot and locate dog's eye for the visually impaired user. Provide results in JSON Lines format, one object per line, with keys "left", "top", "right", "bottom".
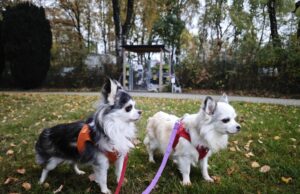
{"left": 125, "top": 105, "right": 132, "bottom": 112}
{"left": 221, "top": 118, "right": 230, "bottom": 123}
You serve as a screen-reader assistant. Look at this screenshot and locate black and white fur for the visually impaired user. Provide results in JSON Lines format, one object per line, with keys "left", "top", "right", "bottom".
{"left": 144, "top": 94, "right": 241, "bottom": 185}
{"left": 35, "top": 79, "right": 142, "bottom": 193}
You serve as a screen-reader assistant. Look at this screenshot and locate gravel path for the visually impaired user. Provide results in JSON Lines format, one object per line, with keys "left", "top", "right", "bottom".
{"left": 1, "top": 91, "right": 300, "bottom": 106}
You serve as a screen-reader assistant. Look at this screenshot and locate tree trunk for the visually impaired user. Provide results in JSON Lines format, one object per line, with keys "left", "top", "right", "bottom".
{"left": 112, "top": 0, "right": 134, "bottom": 69}
{"left": 112, "top": 0, "right": 122, "bottom": 61}
{"left": 100, "top": 0, "right": 107, "bottom": 53}
{"left": 267, "top": 0, "right": 281, "bottom": 47}
{"left": 122, "top": 0, "right": 134, "bottom": 45}
{"left": 87, "top": 5, "right": 91, "bottom": 52}
{"left": 258, "top": 5, "right": 266, "bottom": 48}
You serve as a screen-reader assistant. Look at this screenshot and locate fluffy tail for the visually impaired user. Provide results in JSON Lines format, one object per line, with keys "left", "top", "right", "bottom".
{"left": 35, "top": 128, "right": 52, "bottom": 165}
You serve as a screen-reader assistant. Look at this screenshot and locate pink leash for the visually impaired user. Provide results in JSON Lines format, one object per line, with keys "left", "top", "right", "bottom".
{"left": 142, "top": 121, "right": 181, "bottom": 194}
{"left": 114, "top": 154, "right": 129, "bottom": 194}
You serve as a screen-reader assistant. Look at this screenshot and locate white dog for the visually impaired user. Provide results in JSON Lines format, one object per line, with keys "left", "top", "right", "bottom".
{"left": 143, "top": 94, "right": 240, "bottom": 185}
{"left": 172, "top": 84, "right": 182, "bottom": 93}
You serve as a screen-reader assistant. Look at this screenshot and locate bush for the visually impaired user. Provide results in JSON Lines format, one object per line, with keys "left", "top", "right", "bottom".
{"left": 2, "top": 2, "right": 52, "bottom": 89}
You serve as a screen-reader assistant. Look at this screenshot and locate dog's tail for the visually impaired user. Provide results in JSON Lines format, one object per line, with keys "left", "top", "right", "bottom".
{"left": 35, "top": 128, "right": 52, "bottom": 165}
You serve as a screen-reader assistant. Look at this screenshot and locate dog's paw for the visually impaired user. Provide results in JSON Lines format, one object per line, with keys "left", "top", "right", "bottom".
{"left": 38, "top": 178, "right": 45, "bottom": 185}
{"left": 149, "top": 159, "right": 156, "bottom": 163}
{"left": 180, "top": 180, "right": 192, "bottom": 186}
{"left": 75, "top": 169, "right": 86, "bottom": 175}
{"left": 101, "top": 189, "right": 111, "bottom": 194}
{"left": 204, "top": 176, "right": 214, "bottom": 182}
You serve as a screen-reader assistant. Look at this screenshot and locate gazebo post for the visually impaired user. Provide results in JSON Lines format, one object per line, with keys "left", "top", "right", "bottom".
{"left": 159, "top": 49, "right": 163, "bottom": 92}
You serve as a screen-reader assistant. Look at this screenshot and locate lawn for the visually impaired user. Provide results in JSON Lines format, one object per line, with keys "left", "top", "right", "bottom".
{"left": 0, "top": 93, "right": 299, "bottom": 194}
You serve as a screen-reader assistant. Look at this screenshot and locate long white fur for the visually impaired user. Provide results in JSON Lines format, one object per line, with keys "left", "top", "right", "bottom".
{"left": 37, "top": 80, "right": 141, "bottom": 194}
{"left": 95, "top": 100, "right": 139, "bottom": 155}
{"left": 144, "top": 95, "right": 240, "bottom": 185}
{"left": 91, "top": 99, "right": 140, "bottom": 194}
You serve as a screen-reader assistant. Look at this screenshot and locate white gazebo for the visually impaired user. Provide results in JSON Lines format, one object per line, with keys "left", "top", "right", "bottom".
{"left": 122, "top": 45, "right": 170, "bottom": 92}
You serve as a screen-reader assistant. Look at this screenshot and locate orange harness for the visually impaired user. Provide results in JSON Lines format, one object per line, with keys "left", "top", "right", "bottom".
{"left": 77, "top": 124, "right": 119, "bottom": 163}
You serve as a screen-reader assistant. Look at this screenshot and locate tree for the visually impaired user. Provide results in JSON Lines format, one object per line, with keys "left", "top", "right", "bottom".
{"left": 111, "top": 0, "right": 134, "bottom": 67}
{"left": 59, "top": 0, "right": 85, "bottom": 44}
{"left": 2, "top": 2, "right": 52, "bottom": 89}
{"left": 267, "top": 0, "right": 281, "bottom": 47}
{"left": 152, "top": 9, "right": 185, "bottom": 69}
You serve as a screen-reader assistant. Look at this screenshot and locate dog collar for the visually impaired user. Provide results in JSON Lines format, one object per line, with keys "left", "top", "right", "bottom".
{"left": 172, "top": 121, "right": 209, "bottom": 160}
{"left": 77, "top": 124, "right": 120, "bottom": 163}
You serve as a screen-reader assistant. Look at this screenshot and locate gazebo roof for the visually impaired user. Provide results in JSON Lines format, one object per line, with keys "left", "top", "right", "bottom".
{"left": 122, "top": 44, "right": 169, "bottom": 53}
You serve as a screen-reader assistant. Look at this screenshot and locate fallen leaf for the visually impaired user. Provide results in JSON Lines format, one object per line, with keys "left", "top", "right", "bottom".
{"left": 258, "top": 140, "right": 263, "bottom": 144}
{"left": 22, "top": 182, "right": 31, "bottom": 191}
{"left": 211, "top": 176, "right": 221, "bottom": 183}
{"left": 245, "top": 152, "right": 255, "bottom": 158}
{"left": 281, "top": 177, "right": 292, "bottom": 184}
{"left": 251, "top": 161, "right": 260, "bottom": 168}
{"left": 233, "top": 140, "right": 238, "bottom": 145}
{"left": 4, "top": 177, "right": 18, "bottom": 184}
{"left": 53, "top": 184, "right": 64, "bottom": 194}
{"left": 10, "top": 143, "right": 17, "bottom": 147}
{"left": 235, "top": 145, "right": 241, "bottom": 151}
{"left": 6, "top": 149, "right": 14, "bottom": 155}
{"left": 22, "top": 140, "right": 28, "bottom": 144}
{"left": 229, "top": 147, "right": 236, "bottom": 152}
{"left": 259, "top": 165, "right": 271, "bottom": 173}
{"left": 290, "top": 138, "right": 296, "bottom": 142}
{"left": 274, "top": 136, "right": 280, "bottom": 140}
{"left": 227, "top": 167, "right": 235, "bottom": 175}
{"left": 17, "top": 168, "right": 26, "bottom": 175}
{"left": 244, "top": 140, "right": 253, "bottom": 151}
{"left": 43, "top": 182, "right": 50, "bottom": 189}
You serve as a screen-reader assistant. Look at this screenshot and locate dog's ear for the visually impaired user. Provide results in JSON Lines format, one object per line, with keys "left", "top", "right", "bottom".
{"left": 219, "top": 93, "right": 229, "bottom": 103}
{"left": 102, "top": 78, "right": 120, "bottom": 105}
{"left": 202, "top": 96, "right": 217, "bottom": 115}
{"left": 114, "top": 79, "right": 123, "bottom": 90}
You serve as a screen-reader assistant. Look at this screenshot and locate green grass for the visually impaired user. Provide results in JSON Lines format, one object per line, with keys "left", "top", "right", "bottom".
{"left": 0, "top": 93, "right": 299, "bottom": 194}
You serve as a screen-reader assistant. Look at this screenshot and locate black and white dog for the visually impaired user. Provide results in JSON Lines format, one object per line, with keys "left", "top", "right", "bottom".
{"left": 35, "top": 79, "right": 142, "bottom": 193}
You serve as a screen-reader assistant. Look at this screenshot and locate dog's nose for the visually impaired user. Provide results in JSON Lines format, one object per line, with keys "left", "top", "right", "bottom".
{"left": 138, "top": 110, "right": 142, "bottom": 115}
{"left": 236, "top": 125, "right": 241, "bottom": 131}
